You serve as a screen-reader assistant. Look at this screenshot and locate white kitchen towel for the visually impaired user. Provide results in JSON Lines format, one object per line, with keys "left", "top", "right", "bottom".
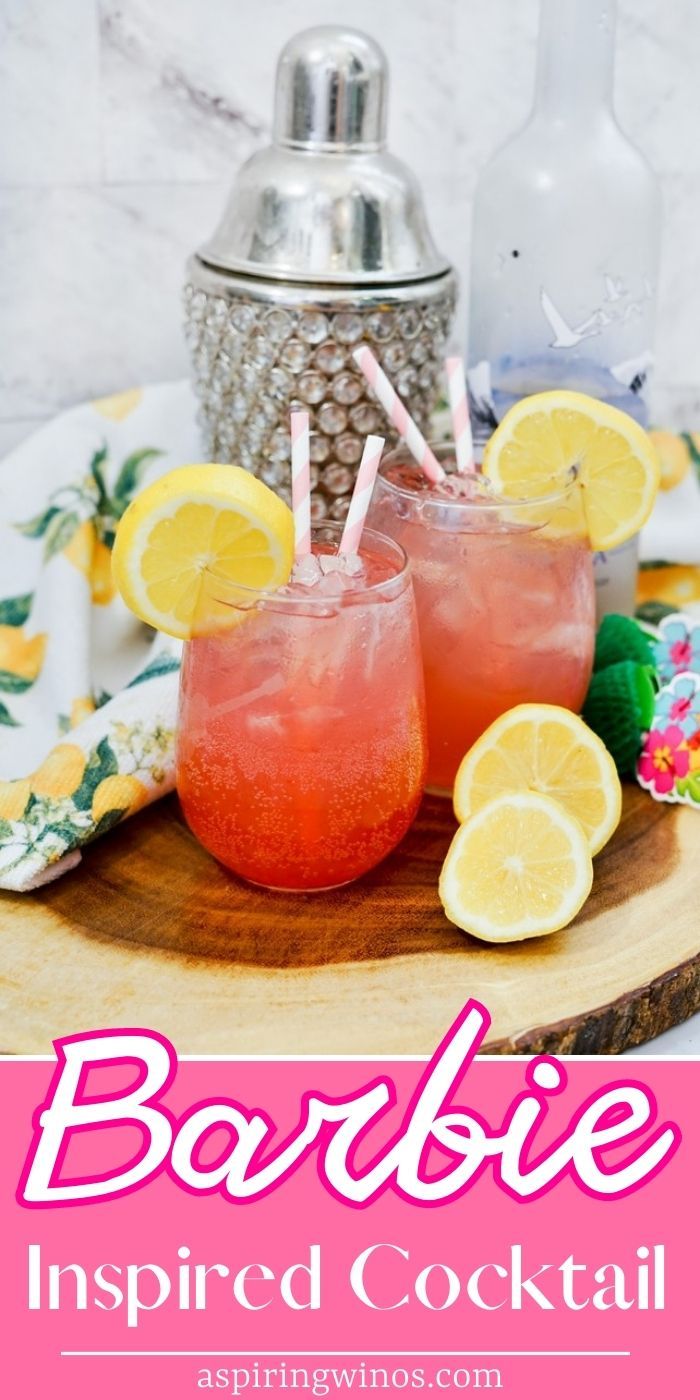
{"left": 0, "top": 383, "right": 200, "bottom": 890}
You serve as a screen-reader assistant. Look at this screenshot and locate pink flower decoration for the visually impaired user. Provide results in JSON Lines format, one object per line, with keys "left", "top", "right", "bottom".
{"left": 670, "top": 638, "right": 693, "bottom": 669}
{"left": 638, "top": 724, "right": 690, "bottom": 795}
{"left": 670, "top": 694, "right": 693, "bottom": 723}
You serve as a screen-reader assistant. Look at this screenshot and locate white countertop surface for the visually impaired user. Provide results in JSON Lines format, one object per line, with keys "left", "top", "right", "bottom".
{"left": 626, "top": 1011, "right": 700, "bottom": 1055}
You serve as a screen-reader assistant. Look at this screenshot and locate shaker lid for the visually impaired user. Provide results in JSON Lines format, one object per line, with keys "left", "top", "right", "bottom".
{"left": 197, "top": 26, "right": 451, "bottom": 285}
{"left": 273, "top": 25, "right": 387, "bottom": 152}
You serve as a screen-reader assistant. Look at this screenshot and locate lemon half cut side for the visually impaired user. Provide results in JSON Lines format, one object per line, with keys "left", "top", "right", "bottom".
{"left": 440, "top": 790, "right": 594, "bottom": 943}
{"left": 453, "top": 703, "right": 622, "bottom": 856}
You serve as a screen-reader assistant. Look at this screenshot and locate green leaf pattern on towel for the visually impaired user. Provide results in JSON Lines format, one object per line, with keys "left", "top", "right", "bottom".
{"left": 14, "top": 442, "right": 162, "bottom": 595}
{"left": 0, "top": 593, "right": 34, "bottom": 627}
{"left": 127, "top": 652, "right": 181, "bottom": 688}
{"left": 6, "top": 440, "right": 164, "bottom": 728}
{"left": 681, "top": 432, "right": 700, "bottom": 486}
{"left": 0, "top": 589, "right": 43, "bottom": 725}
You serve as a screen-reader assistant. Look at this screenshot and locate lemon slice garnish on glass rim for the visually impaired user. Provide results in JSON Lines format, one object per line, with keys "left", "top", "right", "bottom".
{"left": 453, "top": 703, "right": 621, "bottom": 856}
{"left": 111, "top": 464, "right": 295, "bottom": 639}
{"left": 440, "top": 790, "right": 593, "bottom": 943}
{"left": 482, "top": 390, "right": 660, "bottom": 551}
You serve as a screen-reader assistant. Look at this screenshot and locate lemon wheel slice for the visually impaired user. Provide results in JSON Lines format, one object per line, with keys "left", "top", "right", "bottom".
{"left": 453, "top": 703, "right": 621, "bottom": 856}
{"left": 482, "top": 390, "right": 660, "bottom": 551}
{"left": 112, "top": 464, "right": 295, "bottom": 639}
{"left": 440, "top": 790, "right": 593, "bottom": 943}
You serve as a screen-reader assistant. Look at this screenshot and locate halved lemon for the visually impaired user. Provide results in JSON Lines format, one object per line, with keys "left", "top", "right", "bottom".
{"left": 453, "top": 703, "right": 621, "bottom": 855}
{"left": 440, "top": 790, "right": 593, "bottom": 943}
{"left": 483, "top": 390, "right": 660, "bottom": 551}
{"left": 112, "top": 464, "right": 295, "bottom": 639}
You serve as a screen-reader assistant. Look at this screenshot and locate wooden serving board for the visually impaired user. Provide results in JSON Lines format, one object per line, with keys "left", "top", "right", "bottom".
{"left": 1, "top": 784, "right": 698, "bottom": 1056}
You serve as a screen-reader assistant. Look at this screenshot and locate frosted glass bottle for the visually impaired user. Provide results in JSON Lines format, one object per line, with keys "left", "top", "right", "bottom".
{"left": 468, "top": 0, "right": 662, "bottom": 616}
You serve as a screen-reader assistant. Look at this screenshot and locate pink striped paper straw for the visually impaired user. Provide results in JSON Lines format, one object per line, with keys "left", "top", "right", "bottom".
{"left": 340, "top": 434, "right": 385, "bottom": 555}
{"left": 353, "top": 345, "right": 445, "bottom": 485}
{"left": 445, "top": 356, "right": 474, "bottom": 474}
{"left": 290, "top": 409, "right": 311, "bottom": 556}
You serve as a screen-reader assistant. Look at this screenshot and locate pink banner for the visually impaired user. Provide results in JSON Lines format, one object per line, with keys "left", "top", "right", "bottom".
{"left": 1, "top": 1012, "right": 697, "bottom": 1398}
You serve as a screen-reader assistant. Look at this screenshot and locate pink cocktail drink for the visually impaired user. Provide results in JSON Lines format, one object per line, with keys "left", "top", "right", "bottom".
{"left": 177, "top": 526, "right": 427, "bottom": 891}
{"left": 367, "top": 447, "right": 595, "bottom": 794}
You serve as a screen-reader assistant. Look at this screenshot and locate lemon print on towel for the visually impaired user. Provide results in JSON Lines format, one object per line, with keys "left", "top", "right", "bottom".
{"left": 0, "top": 591, "right": 47, "bottom": 727}
{"left": 0, "top": 717, "right": 170, "bottom": 882}
{"left": 0, "top": 622, "right": 46, "bottom": 687}
{"left": 29, "top": 746, "right": 147, "bottom": 816}
{"left": 0, "top": 778, "right": 32, "bottom": 822}
{"left": 28, "top": 733, "right": 152, "bottom": 826}
{"left": 91, "top": 773, "right": 147, "bottom": 822}
{"left": 16, "top": 443, "right": 163, "bottom": 606}
{"left": 32, "top": 743, "right": 87, "bottom": 799}
{"left": 92, "top": 388, "right": 143, "bottom": 422}
{"left": 63, "top": 521, "right": 116, "bottom": 606}
{"left": 637, "top": 563, "right": 700, "bottom": 615}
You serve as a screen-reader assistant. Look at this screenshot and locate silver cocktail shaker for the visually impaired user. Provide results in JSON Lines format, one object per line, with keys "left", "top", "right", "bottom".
{"left": 183, "top": 26, "right": 457, "bottom": 519}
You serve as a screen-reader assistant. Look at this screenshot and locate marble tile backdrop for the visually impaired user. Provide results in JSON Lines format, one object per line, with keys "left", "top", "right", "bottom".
{"left": 2, "top": 0, "right": 700, "bottom": 451}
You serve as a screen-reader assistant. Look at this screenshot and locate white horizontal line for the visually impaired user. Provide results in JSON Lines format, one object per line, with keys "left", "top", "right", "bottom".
{"left": 62, "top": 1351, "right": 630, "bottom": 1359}
{"left": 2, "top": 1052, "right": 690, "bottom": 1062}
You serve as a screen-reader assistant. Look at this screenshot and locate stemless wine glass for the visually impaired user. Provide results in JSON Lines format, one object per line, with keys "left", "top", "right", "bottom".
{"left": 176, "top": 524, "right": 427, "bottom": 891}
{"left": 367, "top": 443, "right": 596, "bottom": 795}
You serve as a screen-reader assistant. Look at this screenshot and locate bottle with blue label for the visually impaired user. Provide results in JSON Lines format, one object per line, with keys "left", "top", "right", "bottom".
{"left": 467, "top": 0, "right": 662, "bottom": 616}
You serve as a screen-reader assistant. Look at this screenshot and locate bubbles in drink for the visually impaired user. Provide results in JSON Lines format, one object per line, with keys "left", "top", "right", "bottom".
{"left": 367, "top": 451, "right": 596, "bottom": 791}
{"left": 176, "top": 529, "right": 426, "bottom": 890}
